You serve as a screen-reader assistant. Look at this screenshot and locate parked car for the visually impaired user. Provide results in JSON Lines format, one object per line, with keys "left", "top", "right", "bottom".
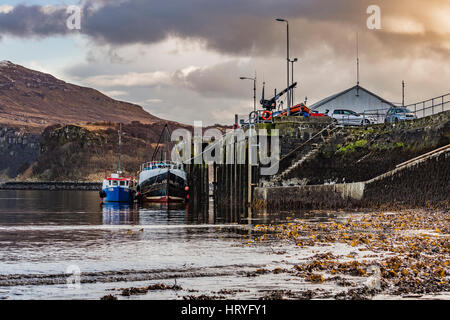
{"left": 327, "top": 109, "right": 376, "bottom": 126}
{"left": 384, "top": 107, "right": 417, "bottom": 123}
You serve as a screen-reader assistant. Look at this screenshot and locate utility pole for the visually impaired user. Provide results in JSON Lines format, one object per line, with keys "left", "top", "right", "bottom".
{"left": 276, "top": 18, "right": 290, "bottom": 115}
{"left": 356, "top": 33, "right": 360, "bottom": 96}
{"left": 357, "top": 33, "right": 360, "bottom": 86}
{"left": 402, "top": 80, "right": 405, "bottom": 107}
{"left": 253, "top": 73, "right": 256, "bottom": 113}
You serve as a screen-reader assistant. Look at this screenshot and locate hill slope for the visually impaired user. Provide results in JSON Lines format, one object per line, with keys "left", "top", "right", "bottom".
{"left": 0, "top": 60, "right": 160, "bottom": 129}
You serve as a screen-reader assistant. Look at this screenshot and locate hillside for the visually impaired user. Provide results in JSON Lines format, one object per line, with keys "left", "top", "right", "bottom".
{"left": 23, "top": 122, "right": 187, "bottom": 181}
{"left": 0, "top": 60, "right": 160, "bottom": 129}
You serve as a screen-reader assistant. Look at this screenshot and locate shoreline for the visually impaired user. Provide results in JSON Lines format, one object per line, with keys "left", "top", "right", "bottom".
{"left": 0, "top": 181, "right": 101, "bottom": 191}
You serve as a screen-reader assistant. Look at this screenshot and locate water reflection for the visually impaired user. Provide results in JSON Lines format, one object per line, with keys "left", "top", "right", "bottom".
{"left": 102, "top": 203, "right": 139, "bottom": 225}
{"left": 0, "top": 190, "right": 340, "bottom": 228}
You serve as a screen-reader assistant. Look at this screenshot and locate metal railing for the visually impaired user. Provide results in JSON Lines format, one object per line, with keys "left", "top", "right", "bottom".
{"left": 406, "top": 93, "right": 449, "bottom": 118}
{"left": 140, "top": 161, "right": 183, "bottom": 172}
{"left": 237, "top": 110, "right": 274, "bottom": 128}
{"left": 266, "top": 122, "right": 339, "bottom": 179}
{"left": 362, "top": 93, "right": 450, "bottom": 124}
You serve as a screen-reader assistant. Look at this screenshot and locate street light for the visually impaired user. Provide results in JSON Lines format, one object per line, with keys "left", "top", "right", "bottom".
{"left": 276, "top": 18, "right": 290, "bottom": 115}
{"left": 289, "top": 58, "right": 298, "bottom": 106}
{"left": 239, "top": 76, "right": 256, "bottom": 113}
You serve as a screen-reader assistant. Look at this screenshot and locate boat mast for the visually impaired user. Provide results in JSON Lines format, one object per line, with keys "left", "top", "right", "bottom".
{"left": 118, "top": 123, "right": 122, "bottom": 173}
{"left": 151, "top": 124, "right": 171, "bottom": 162}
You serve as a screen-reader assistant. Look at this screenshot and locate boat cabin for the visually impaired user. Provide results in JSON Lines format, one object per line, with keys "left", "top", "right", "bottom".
{"left": 104, "top": 173, "right": 134, "bottom": 188}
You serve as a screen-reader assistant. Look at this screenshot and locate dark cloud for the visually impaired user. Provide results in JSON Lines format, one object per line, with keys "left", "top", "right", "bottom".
{"left": 2, "top": 0, "right": 448, "bottom": 127}
{"left": 80, "top": 0, "right": 367, "bottom": 55}
{"left": 0, "top": 5, "right": 68, "bottom": 37}
{"left": 0, "top": 0, "right": 448, "bottom": 59}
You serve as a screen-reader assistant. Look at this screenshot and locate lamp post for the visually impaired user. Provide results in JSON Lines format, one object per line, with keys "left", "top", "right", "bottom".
{"left": 276, "top": 18, "right": 290, "bottom": 115}
{"left": 289, "top": 58, "right": 298, "bottom": 106}
{"left": 239, "top": 76, "right": 256, "bottom": 113}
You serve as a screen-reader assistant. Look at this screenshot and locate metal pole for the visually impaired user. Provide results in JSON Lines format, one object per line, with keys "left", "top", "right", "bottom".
{"left": 402, "top": 81, "right": 405, "bottom": 107}
{"left": 286, "top": 22, "right": 290, "bottom": 113}
{"left": 253, "top": 78, "right": 256, "bottom": 113}
{"left": 118, "top": 123, "right": 121, "bottom": 173}
{"left": 291, "top": 60, "right": 294, "bottom": 106}
{"left": 290, "top": 58, "right": 298, "bottom": 107}
{"left": 240, "top": 76, "right": 256, "bottom": 114}
{"left": 248, "top": 120, "right": 253, "bottom": 206}
{"left": 276, "top": 18, "right": 290, "bottom": 114}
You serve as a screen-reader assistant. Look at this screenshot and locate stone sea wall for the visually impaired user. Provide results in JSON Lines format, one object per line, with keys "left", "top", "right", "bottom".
{"left": 0, "top": 181, "right": 101, "bottom": 191}
{"left": 254, "top": 147, "right": 449, "bottom": 210}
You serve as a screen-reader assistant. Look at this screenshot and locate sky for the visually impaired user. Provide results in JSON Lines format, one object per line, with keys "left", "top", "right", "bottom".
{"left": 0, "top": 0, "right": 449, "bottom": 125}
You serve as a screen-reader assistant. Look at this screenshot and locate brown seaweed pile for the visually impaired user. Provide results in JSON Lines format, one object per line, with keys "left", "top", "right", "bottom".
{"left": 250, "top": 209, "right": 449, "bottom": 299}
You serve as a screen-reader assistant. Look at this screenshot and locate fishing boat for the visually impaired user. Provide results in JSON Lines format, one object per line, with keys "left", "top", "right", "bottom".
{"left": 137, "top": 124, "right": 188, "bottom": 203}
{"left": 100, "top": 173, "right": 135, "bottom": 203}
{"left": 138, "top": 161, "right": 187, "bottom": 203}
{"left": 100, "top": 124, "right": 136, "bottom": 203}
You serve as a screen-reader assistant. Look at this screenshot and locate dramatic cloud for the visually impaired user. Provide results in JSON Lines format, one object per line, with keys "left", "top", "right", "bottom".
{"left": 0, "top": 5, "right": 68, "bottom": 37}
{"left": 1, "top": 0, "right": 449, "bottom": 125}
{"left": 0, "top": 0, "right": 448, "bottom": 59}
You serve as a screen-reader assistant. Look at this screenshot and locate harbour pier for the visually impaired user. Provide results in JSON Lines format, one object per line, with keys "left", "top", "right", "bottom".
{"left": 185, "top": 110, "right": 450, "bottom": 212}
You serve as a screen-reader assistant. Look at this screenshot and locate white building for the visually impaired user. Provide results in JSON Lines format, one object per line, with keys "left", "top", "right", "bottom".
{"left": 310, "top": 85, "right": 395, "bottom": 114}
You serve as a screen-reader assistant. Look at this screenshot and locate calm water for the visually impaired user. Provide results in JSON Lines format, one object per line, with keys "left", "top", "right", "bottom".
{"left": 0, "top": 190, "right": 323, "bottom": 299}
{"left": 2, "top": 191, "right": 445, "bottom": 300}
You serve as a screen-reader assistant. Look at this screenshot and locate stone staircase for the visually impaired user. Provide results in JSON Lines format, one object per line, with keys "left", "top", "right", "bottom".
{"left": 262, "top": 124, "right": 342, "bottom": 187}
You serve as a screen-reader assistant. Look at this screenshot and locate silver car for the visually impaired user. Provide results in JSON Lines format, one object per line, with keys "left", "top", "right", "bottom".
{"left": 384, "top": 107, "right": 417, "bottom": 123}
{"left": 328, "top": 109, "right": 376, "bottom": 126}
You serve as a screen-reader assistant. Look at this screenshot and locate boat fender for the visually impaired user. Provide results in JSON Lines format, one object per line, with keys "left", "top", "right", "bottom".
{"left": 185, "top": 186, "right": 189, "bottom": 191}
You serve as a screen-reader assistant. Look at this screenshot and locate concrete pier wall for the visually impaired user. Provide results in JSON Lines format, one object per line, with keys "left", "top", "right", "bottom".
{"left": 254, "top": 146, "right": 449, "bottom": 210}
{"left": 254, "top": 182, "right": 365, "bottom": 210}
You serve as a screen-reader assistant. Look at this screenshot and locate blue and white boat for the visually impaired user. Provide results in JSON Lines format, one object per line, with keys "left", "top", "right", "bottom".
{"left": 100, "top": 124, "right": 136, "bottom": 203}
{"left": 100, "top": 172, "right": 135, "bottom": 203}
